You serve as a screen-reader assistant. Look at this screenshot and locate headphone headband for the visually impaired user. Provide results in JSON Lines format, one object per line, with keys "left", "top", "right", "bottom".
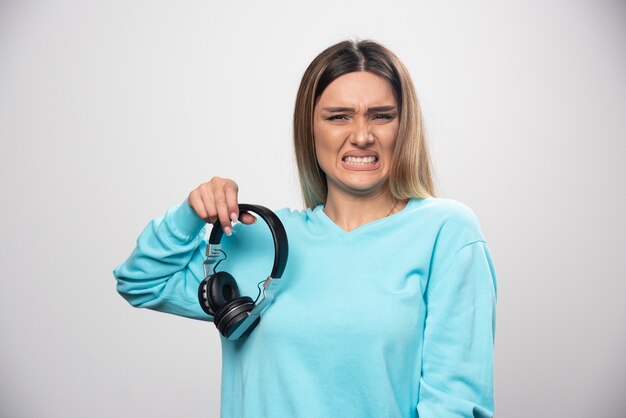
{"left": 207, "top": 204, "right": 288, "bottom": 279}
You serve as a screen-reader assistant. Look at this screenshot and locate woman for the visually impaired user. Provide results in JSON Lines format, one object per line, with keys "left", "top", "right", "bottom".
{"left": 113, "top": 39, "right": 497, "bottom": 418}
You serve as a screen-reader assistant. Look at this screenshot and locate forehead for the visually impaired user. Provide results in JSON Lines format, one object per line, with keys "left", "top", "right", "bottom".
{"left": 316, "top": 72, "right": 396, "bottom": 107}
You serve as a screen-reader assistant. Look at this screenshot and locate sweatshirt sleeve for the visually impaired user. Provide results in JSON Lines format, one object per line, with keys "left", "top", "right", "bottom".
{"left": 112, "top": 198, "right": 214, "bottom": 321}
{"left": 417, "top": 240, "right": 497, "bottom": 417}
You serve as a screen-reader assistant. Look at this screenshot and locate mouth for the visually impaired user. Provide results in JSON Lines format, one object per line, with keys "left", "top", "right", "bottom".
{"left": 341, "top": 154, "right": 381, "bottom": 171}
{"left": 342, "top": 155, "right": 379, "bottom": 166}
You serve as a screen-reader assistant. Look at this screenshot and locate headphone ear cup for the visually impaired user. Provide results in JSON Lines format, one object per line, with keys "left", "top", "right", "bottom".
{"left": 198, "top": 276, "right": 214, "bottom": 316}
{"left": 207, "top": 271, "right": 241, "bottom": 315}
{"left": 214, "top": 296, "right": 256, "bottom": 338}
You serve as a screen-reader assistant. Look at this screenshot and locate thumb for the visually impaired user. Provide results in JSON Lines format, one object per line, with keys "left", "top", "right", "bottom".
{"left": 239, "top": 212, "right": 257, "bottom": 225}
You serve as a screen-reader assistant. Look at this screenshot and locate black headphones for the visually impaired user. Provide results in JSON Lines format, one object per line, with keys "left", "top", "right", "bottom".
{"left": 198, "top": 204, "right": 288, "bottom": 340}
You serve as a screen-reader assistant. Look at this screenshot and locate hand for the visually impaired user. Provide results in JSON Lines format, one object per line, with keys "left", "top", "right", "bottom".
{"left": 187, "top": 177, "right": 256, "bottom": 236}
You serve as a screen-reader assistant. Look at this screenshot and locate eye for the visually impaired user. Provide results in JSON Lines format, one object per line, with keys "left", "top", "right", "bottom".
{"left": 372, "top": 113, "right": 395, "bottom": 121}
{"left": 326, "top": 115, "right": 349, "bottom": 121}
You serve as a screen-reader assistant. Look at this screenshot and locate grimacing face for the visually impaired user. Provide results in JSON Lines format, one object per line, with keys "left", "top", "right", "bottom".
{"left": 313, "top": 71, "right": 400, "bottom": 198}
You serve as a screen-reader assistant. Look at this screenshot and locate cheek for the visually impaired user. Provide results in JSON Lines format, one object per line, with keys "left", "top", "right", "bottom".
{"left": 314, "top": 123, "right": 335, "bottom": 145}
{"left": 313, "top": 129, "right": 328, "bottom": 170}
{"left": 380, "top": 124, "right": 399, "bottom": 151}
{"left": 314, "top": 138, "right": 333, "bottom": 172}
{"left": 314, "top": 125, "right": 341, "bottom": 158}
{"left": 385, "top": 123, "right": 399, "bottom": 150}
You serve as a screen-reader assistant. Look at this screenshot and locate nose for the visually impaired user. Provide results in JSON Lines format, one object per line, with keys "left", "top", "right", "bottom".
{"left": 351, "top": 118, "right": 374, "bottom": 147}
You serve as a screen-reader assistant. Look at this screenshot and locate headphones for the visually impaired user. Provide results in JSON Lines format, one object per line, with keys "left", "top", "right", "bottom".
{"left": 198, "top": 204, "right": 288, "bottom": 340}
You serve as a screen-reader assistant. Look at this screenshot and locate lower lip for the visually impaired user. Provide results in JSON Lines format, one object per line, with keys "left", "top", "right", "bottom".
{"left": 341, "top": 158, "right": 381, "bottom": 171}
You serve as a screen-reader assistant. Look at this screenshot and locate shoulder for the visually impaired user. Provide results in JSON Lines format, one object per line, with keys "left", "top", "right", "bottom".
{"left": 414, "top": 197, "right": 487, "bottom": 249}
{"left": 273, "top": 205, "right": 319, "bottom": 232}
{"left": 420, "top": 197, "right": 482, "bottom": 231}
{"left": 274, "top": 205, "right": 308, "bottom": 221}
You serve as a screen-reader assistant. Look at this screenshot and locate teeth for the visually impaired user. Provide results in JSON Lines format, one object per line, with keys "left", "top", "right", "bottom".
{"left": 344, "top": 156, "right": 377, "bottom": 164}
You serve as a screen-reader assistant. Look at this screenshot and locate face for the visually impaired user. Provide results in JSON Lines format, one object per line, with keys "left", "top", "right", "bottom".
{"left": 313, "top": 71, "right": 399, "bottom": 198}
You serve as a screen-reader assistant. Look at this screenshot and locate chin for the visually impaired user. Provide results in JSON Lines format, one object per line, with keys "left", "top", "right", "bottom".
{"left": 340, "top": 179, "right": 387, "bottom": 195}
{"left": 327, "top": 170, "right": 389, "bottom": 195}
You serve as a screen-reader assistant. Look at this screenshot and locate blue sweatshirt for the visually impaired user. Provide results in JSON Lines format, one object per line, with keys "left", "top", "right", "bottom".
{"left": 113, "top": 196, "right": 497, "bottom": 418}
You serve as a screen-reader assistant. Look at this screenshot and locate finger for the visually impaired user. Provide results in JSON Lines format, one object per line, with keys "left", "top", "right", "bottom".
{"left": 224, "top": 182, "right": 239, "bottom": 224}
{"left": 198, "top": 187, "right": 218, "bottom": 224}
{"left": 239, "top": 212, "right": 256, "bottom": 224}
{"left": 188, "top": 192, "right": 209, "bottom": 221}
{"left": 212, "top": 186, "right": 232, "bottom": 236}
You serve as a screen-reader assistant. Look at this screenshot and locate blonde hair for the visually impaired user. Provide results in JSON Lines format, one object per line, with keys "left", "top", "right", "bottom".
{"left": 293, "top": 39, "right": 436, "bottom": 209}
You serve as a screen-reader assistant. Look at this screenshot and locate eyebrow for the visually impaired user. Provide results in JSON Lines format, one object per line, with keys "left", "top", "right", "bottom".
{"left": 321, "top": 105, "right": 398, "bottom": 113}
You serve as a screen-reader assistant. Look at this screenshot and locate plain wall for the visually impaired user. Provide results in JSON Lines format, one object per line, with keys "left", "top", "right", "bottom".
{"left": 1, "top": 0, "right": 624, "bottom": 416}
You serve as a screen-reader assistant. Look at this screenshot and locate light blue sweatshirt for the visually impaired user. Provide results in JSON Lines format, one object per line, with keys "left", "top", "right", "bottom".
{"left": 113, "top": 196, "right": 497, "bottom": 417}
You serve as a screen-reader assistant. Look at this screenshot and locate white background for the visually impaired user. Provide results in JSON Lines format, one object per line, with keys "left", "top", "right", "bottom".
{"left": 1, "top": 0, "right": 625, "bottom": 416}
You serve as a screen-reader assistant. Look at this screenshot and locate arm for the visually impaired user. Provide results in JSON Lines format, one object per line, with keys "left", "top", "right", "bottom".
{"left": 112, "top": 199, "right": 213, "bottom": 321}
{"left": 417, "top": 240, "right": 497, "bottom": 417}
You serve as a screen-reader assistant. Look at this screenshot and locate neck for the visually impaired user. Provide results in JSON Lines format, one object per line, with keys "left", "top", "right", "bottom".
{"left": 323, "top": 187, "right": 408, "bottom": 233}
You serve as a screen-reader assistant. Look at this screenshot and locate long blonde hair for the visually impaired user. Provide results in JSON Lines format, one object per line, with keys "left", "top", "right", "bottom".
{"left": 293, "top": 39, "right": 436, "bottom": 209}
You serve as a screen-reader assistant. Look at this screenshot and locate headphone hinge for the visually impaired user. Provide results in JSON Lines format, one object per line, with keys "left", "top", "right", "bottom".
{"left": 203, "top": 243, "right": 223, "bottom": 278}
{"left": 206, "top": 243, "right": 222, "bottom": 263}
{"left": 262, "top": 276, "right": 281, "bottom": 301}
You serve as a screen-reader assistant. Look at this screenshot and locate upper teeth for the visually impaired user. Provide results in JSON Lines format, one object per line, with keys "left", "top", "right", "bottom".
{"left": 344, "top": 156, "right": 377, "bottom": 164}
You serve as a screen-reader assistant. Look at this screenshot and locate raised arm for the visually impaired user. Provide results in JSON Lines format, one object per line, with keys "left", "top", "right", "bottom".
{"left": 112, "top": 177, "right": 256, "bottom": 321}
{"left": 112, "top": 198, "right": 211, "bottom": 320}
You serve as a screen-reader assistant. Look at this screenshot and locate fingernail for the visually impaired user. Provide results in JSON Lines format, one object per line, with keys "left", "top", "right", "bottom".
{"left": 230, "top": 212, "right": 238, "bottom": 223}
{"left": 224, "top": 226, "right": 232, "bottom": 236}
